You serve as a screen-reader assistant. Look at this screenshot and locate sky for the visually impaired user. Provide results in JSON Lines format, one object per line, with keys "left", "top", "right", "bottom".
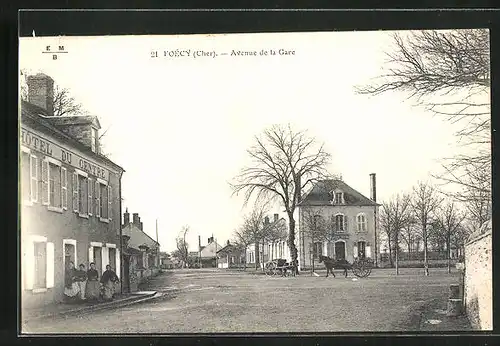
{"left": 19, "top": 31, "right": 473, "bottom": 253}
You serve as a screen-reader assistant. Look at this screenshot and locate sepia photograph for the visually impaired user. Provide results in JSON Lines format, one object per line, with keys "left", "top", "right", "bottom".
{"left": 18, "top": 25, "right": 491, "bottom": 334}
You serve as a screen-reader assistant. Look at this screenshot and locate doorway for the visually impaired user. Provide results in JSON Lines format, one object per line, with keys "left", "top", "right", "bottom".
{"left": 108, "top": 248, "right": 117, "bottom": 271}
{"left": 357, "top": 241, "right": 366, "bottom": 259}
{"left": 122, "top": 255, "right": 130, "bottom": 293}
{"left": 93, "top": 247, "right": 102, "bottom": 274}
{"left": 334, "top": 241, "right": 346, "bottom": 260}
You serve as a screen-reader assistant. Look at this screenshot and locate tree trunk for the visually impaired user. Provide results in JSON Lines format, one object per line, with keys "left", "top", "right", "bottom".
{"left": 447, "top": 235, "right": 451, "bottom": 274}
{"left": 254, "top": 240, "right": 259, "bottom": 271}
{"left": 288, "top": 214, "right": 298, "bottom": 270}
{"left": 423, "top": 229, "right": 429, "bottom": 276}
{"left": 244, "top": 248, "right": 247, "bottom": 271}
{"left": 262, "top": 239, "right": 265, "bottom": 271}
{"left": 387, "top": 236, "right": 393, "bottom": 267}
{"left": 395, "top": 235, "right": 399, "bottom": 275}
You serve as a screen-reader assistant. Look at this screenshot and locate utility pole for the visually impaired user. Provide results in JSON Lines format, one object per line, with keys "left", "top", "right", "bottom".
{"left": 156, "top": 218, "right": 159, "bottom": 268}
{"left": 198, "top": 235, "right": 202, "bottom": 268}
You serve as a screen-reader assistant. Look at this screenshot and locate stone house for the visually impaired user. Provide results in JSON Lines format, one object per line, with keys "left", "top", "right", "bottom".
{"left": 296, "top": 174, "right": 380, "bottom": 270}
{"left": 20, "top": 73, "right": 124, "bottom": 309}
{"left": 121, "top": 209, "right": 160, "bottom": 293}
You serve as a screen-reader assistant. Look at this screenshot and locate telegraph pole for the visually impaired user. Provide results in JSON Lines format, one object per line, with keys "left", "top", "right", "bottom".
{"left": 156, "top": 219, "right": 159, "bottom": 267}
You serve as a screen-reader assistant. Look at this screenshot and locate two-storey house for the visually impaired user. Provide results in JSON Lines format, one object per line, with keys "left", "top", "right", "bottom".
{"left": 20, "top": 73, "right": 124, "bottom": 309}
{"left": 296, "top": 174, "right": 380, "bottom": 270}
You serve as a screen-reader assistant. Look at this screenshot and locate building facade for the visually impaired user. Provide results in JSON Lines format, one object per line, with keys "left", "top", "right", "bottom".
{"left": 121, "top": 210, "right": 160, "bottom": 293}
{"left": 296, "top": 174, "right": 380, "bottom": 270}
{"left": 20, "top": 73, "right": 124, "bottom": 308}
{"left": 216, "top": 241, "right": 245, "bottom": 269}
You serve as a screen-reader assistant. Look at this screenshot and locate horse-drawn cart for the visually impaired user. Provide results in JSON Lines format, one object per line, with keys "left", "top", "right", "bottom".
{"left": 264, "top": 258, "right": 295, "bottom": 277}
{"left": 318, "top": 255, "right": 374, "bottom": 278}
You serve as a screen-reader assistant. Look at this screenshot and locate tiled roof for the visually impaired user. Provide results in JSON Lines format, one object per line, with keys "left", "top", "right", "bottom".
{"left": 21, "top": 100, "right": 124, "bottom": 172}
{"left": 298, "top": 179, "right": 379, "bottom": 207}
{"left": 122, "top": 223, "right": 160, "bottom": 251}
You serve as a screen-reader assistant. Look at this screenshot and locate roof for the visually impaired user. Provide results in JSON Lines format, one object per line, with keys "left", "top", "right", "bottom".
{"left": 298, "top": 179, "right": 380, "bottom": 207}
{"left": 21, "top": 100, "right": 124, "bottom": 173}
{"left": 122, "top": 223, "right": 160, "bottom": 251}
{"left": 216, "top": 243, "right": 243, "bottom": 255}
{"left": 45, "top": 115, "right": 101, "bottom": 129}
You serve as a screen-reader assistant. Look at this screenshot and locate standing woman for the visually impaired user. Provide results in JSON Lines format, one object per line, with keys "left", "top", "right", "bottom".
{"left": 74, "top": 264, "right": 88, "bottom": 301}
{"left": 100, "top": 265, "right": 119, "bottom": 301}
{"left": 85, "top": 262, "right": 100, "bottom": 302}
{"left": 64, "top": 261, "right": 79, "bottom": 302}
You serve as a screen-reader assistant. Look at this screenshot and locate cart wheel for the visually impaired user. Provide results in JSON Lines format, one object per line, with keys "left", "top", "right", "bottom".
{"left": 265, "top": 262, "right": 276, "bottom": 276}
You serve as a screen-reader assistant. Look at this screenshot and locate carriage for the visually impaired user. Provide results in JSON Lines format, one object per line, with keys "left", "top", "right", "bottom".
{"left": 318, "top": 255, "right": 374, "bottom": 278}
{"left": 264, "top": 258, "right": 296, "bottom": 277}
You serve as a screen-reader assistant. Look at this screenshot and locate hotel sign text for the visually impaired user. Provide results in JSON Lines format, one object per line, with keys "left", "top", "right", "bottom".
{"left": 21, "top": 127, "right": 109, "bottom": 180}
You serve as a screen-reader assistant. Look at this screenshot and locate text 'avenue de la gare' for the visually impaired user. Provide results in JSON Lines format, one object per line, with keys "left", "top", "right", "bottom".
{"left": 151, "top": 49, "right": 296, "bottom": 59}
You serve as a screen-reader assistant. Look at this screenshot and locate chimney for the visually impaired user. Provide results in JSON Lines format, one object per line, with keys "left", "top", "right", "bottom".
{"left": 132, "top": 213, "right": 140, "bottom": 227}
{"left": 369, "top": 173, "right": 377, "bottom": 202}
{"left": 27, "top": 73, "right": 54, "bottom": 116}
{"left": 140, "top": 222, "right": 143, "bottom": 231}
{"left": 198, "top": 235, "right": 201, "bottom": 251}
{"left": 123, "top": 208, "right": 130, "bottom": 225}
{"left": 227, "top": 240, "right": 230, "bottom": 246}
{"left": 274, "top": 214, "right": 279, "bottom": 222}
{"left": 264, "top": 216, "right": 270, "bottom": 224}
{"left": 208, "top": 237, "right": 211, "bottom": 244}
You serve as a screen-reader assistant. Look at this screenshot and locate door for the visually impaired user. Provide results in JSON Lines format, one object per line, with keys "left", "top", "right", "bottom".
{"left": 122, "top": 255, "right": 130, "bottom": 293}
{"left": 94, "top": 247, "right": 102, "bottom": 274}
{"left": 335, "top": 241, "right": 346, "bottom": 260}
{"left": 358, "top": 241, "right": 366, "bottom": 259}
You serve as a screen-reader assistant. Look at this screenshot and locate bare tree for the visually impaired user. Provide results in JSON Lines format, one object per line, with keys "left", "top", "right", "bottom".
{"left": 399, "top": 214, "right": 418, "bottom": 260}
{"left": 175, "top": 225, "right": 190, "bottom": 268}
{"left": 433, "top": 201, "right": 467, "bottom": 273}
{"left": 411, "top": 181, "right": 443, "bottom": 276}
{"left": 356, "top": 29, "right": 491, "bottom": 217}
{"left": 381, "top": 194, "right": 413, "bottom": 274}
{"left": 232, "top": 228, "right": 253, "bottom": 271}
{"left": 379, "top": 203, "right": 395, "bottom": 267}
{"left": 231, "top": 124, "right": 332, "bottom": 269}
{"left": 240, "top": 205, "right": 267, "bottom": 271}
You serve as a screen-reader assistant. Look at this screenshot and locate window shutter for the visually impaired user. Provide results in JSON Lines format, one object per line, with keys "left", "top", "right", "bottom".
{"left": 61, "top": 167, "right": 67, "bottom": 210}
{"left": 88, "top": 246, "right": 94, "bottom": 263}
{"left": 30, "top": 155, "right": 38, "bottom": 202}
{"left": 107, "top": 185, "right": 112, "bottom": 220}
{"left": 353, "top": 245, "right": 358, "bottom": 258}
{"left": 116, "top": 248, "right": 121, "bottom": 279}
{"left": 95, "top": 181, "right": 101, "bottom": 217}
{"left": 46, "top": 242, "right": 55, "bottom": 288}
{"left": 41, "top": 160, "right": 49, "bottom": 205}
{"left": 24, "top": 240, "right": 35, "bottom": 290}
{"left": 344, "top": 216, "right": 348, "bottom": 232}
{"left": 88, "top": 178, "right": 93, "bottom": 216}
{"left": 366, "top": 246, "right": 372, "bottom": 259}
{"left": 72, "top": 172, "right": 79, "bottom": 212}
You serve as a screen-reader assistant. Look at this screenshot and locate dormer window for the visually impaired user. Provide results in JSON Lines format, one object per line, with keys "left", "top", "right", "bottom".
{"left": 91, "top": 127, "right": 98, "bottom": 153}
{"left": 334, "top": 192, "right": 344, "bottom": 204}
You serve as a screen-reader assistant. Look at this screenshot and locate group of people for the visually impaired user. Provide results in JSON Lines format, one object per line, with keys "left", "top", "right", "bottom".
{"left": 64, "top": 261, "right": 120, "bottom": 303}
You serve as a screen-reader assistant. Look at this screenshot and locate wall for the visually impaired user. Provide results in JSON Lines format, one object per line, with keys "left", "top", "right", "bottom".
{"left": 21, "top": 122, "right": 122, "bottom": 309}
{"left": 464, "top": 227, "right": 492, "bottom": 330}
{"left": 297, "top": 205, "right": 376, "bottom": 268}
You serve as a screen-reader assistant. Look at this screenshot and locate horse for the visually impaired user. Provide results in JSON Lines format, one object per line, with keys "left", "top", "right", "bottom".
{"left": 318, "top": 255, "right": 351, "bottom": 278}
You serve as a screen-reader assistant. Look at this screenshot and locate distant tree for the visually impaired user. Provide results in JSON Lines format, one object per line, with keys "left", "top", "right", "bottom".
{"left": 399, "top": 214, "right": 419, "bottom": 260}
{"left": 232, "top": 227, "right": 254, "bottom": 271}
{"left": 411, "top": 181, "right": 443, "bottom": 276}
{"left": 381, "top": 194, "right": 413, "bottom": 275}
{"left": 240, "top": 205, "right": 267, "bottom": 271}
{"left": 433, "top": 201, "right": 467, "bottom": 273}
{"left": 175, "top": 225, "right": 190, "bottom": 269}
{"left": 231, "top": 124, "right": 333, "bottom": 270}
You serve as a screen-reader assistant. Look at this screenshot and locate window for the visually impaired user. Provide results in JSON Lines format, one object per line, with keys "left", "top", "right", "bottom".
{"left": 357, "top": 213, "right": 367, "bottom": 232}
{"left": 48, "top": 162, "right": 62, "bottom": 208}
{"left": 61, "top": 167, "right": 67, "bottom": 209}
{"left": 335, "top": 192, "right": 344, "bottom": 204}
{"left": 30, "top": 155, "right": 38, "bottom": 202}
{"left": 96, "top": 180, "right": 112, "bottom": 221}
{"left": 313, "top": 242, "right": 323, "bottom": 259}
{"left": 73, "top": 170, "right": 89, "bottom": 216}
{"left": 334, "top": 214, "right": 347, "bottom": 233}
{"left": 91, "top": 128, "right": 98, "bottom": 153}
{"left": 21, "top": 151, "right": 31, "bottom": 202}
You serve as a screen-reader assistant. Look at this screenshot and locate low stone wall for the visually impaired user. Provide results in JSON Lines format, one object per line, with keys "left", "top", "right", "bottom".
{"left": 464, "top": 224, "right": 492, "bottom": 330}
